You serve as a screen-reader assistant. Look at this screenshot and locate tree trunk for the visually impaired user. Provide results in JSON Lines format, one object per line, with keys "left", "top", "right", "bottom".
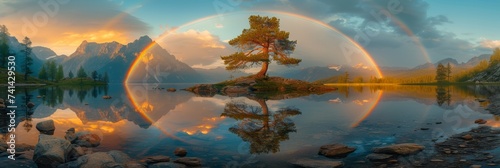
{"left": 255, "top": 62, "right": 269, "bottom": 78}
{"left": 256, "top": 99, "right": 270, "bottom": 129}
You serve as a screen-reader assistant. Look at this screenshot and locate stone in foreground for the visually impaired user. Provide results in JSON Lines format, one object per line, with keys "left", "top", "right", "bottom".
{"left": 174, "top": 157, "right": 202, "bottom": 166}
{"left": 372, "top": 143, "right": 424, "bottom": 155}
{"left": 33, "top": 134, "right": 72, "bottom": 168}
{"left": 36, "top": 120, "right": 56, "bottom": 135}
{"left": 291, "top": 158, "right": 343, "bottom": 168}
{"left": 318, "top": 144, "right": 356, "bottom": 158}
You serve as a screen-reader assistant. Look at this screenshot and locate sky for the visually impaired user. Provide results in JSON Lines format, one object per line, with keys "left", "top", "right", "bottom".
{"left": 0, "top": 0, "right": 499, "bottom": 68}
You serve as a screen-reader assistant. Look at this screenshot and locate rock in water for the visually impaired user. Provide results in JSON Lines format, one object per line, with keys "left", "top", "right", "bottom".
{"left": 291, "top": 159, "right": 344, "bottom": 168}
{"left": 366, "top": 153, "right": 393, "bottom": 161}
{"left": 27, "top": 102, "right": 35, "bottom": 108}
{"left": 65, "top": 128, "right": 77, "bottom": 142}
{"left": 174, "top": 147, "right": 187, "bottom": 157}
{"left": 33, "top": 134, "right": 72, "bottom": 167}
{"left": 141, "top": 155, "right": 171, "bottom": 164}
{"left": 167, "top": 88, "right": 176, "bottom": 92}
{"left": 149, "top": 162, "right": 186, "bottom": 168}
{"left": 318, "top": 144, "right": 356, "bottom": 158}
{"left": 74, "top": 131, "right": 101, "bottom": 147}
{"left": 36, "top": 120, "right": 56, "bottom": 135}
{"left": 174, "top": 157, "right": 202, "bottom": 167}
{"left": 102, "top": 95, "right": 112, "bottom": 99}
{"left": 373, "top": 143, "right": 424, "bottom": 155}
{"left": 107, "top": 150, "right": 132, "bottom": 164}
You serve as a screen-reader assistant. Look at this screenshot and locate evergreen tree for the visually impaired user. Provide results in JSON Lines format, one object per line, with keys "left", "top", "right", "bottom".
{"left": 0, "top": 25, "right": 11, "bottom": 68}
{"left": 221, "top": 15, "right": 301, "bottom": 78}
{"left": 435, "top": 63, "right": 447, "bottom": 82}
{"left": 56, "top": 65, "right": 64, "bottom": 81}
{"left": 91, "top": 70, "right": 98, "bottom": 81}
{"left": 489, "top": 48, "right": 500, "bottom": 66}
{"left": 103, "top": 72, "right": 109, "bottom": 83}
{"left": 446, "top": 62, "right": 452, "bottom": 81}
{"left": 49, "top": 61, "right": 57, "bottom": 81}
{"left": 20, "top": 37, "right": 33, "bottom": 80}
{"left": 77, "top": 66, "right": 87, "bottom": 78}
{"left": 38, "top": 66, "right": 48, "bottom": 80}
{"left": 68, "top": 70, "right": 74, "bottom": 79}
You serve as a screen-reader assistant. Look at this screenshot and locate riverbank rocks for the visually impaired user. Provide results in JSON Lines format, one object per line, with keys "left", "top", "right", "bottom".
{"left": 174, "top": 147, "right": 187, "bottom": 157}
{"left": 64, "top": 128, "right": 77, "bottom": 142}
{"left": 102, "top": 95, "right": 112, "bottom": 99}
{"left": 59, "top": 151, "right": 141, "bottom": 168}
{"left": 167, "top": 88, "right": 176, "bottom": 92}
{"left": 74, "top": 131, "right": 101, "bottom": 147}
{"left": 174, "top": 157, "right": 202, "bottom": 167}
{"left": 33, "top": 134, "right": 72, "bottom": 168}
{"left": 36, "top": 120, "right": 55, "bottom": 135}
{"left": 372, "top": 143, "right": 424, "bottom": 155}
{"left": 291, "top": 158, "right": 344, "bottom": 168}
{"left": 318, "top": 144, "right": 356, "bottom": 158}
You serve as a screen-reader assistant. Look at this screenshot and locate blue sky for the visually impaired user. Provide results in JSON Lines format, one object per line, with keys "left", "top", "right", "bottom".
{"left": 1, "top": 0, "right": 499, "bottom": 68}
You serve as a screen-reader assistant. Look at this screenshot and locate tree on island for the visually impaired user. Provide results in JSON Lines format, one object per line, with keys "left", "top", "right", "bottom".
{"left": 221, "top": 15, "right": 301, "bottom": 78}
{"left": 91, "top": 70, "right": 98, "bottom": 81}
{"left": 446, "top": 62, "right": 452, "bottom": 81}
{"left": 103, "top": 72, "right": 109, "bottom": 83}
{"left": 20, "top": 37, "right": 33, "bottom": 80}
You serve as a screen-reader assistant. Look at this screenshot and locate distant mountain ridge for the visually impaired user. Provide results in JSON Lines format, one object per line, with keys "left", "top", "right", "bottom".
{"left": 61, "top": 36, "right": 203, "bottom": 83}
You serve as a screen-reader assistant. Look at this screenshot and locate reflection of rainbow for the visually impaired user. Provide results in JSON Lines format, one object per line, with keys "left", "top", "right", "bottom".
{"left": 124, "top": 84, "right": 187, "bottom": 142}
{"left": 125, "top": 11, "right": 386, "bottom": 83}
{"left": 351, "top": 90, "right": 383, "bottom": 128}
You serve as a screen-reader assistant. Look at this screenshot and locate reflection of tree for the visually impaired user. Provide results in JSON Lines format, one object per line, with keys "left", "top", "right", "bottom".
{"left": 436, "top": 86, "right": 451, "bottom": 106}
{"left": 39, "top": 87, "right": 64, "bottom": 107}
{"left": 222, "top": 99, "right": 301, "bottom": 154}
{"left": 22, "top": 88, "right": 33, "bottom": 132}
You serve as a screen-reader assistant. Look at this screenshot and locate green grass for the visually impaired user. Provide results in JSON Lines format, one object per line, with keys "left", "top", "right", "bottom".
{"left": 0, "top": 68, "right": 49, "bottom": 85}
{"left": 55, "top": 78, "right": 107, "bottom": 85}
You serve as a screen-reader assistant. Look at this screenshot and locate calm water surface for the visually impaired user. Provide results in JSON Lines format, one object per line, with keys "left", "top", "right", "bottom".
{"left": 2, "top": 84, "right": 500, "bottom": 167}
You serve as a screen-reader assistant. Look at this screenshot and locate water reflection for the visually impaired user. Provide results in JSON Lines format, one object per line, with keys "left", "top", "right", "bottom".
{"left": 222, "top": 98, "right": 301, "bottom": 154}
{"left": 1, "top": 84, "right": 500, "bottom": 166}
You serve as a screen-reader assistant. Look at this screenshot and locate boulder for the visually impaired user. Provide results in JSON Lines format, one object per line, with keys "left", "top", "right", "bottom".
{"left": 318, "top": 144, "right": 356, "bottom": 158}
{"left": 174, "top": 157, "right": 202, "bottom": 167}
{"left": 373, "top": 143, "right": 424, "bottom": 155}
{"left": 64, "top": 128, "right": 77, "bottom": 143}
{"left": 149, "top": 162, "right": 187, "bottom": 168}
{"left": 141, "top": 155, "right": 170, "bottom": 164}
{"left": 74, "top": 131, "right": 101, "bottom": 147}
{"left": 33, "top": 134, "right": 72, "bottom": 168}
{"left": 366, "top": 153, "right": 393, "bottom": 161}
{"left": 107, "top": 150, "right": 132, "bottom": 164}
{"left": 174, "top": 147, "right": 187, "bottom": 157}
{"left": 59, "top": 152, "right": 116, "bottom": 168}
{"left": 27, "top": 102, "right": 35, "bottom": 108}
{"left": 36, "top": 120, "right": 56, "bottom": 135}
{"left": 0, "top": 104, "right": 5, "bottom": 109}
{"left": 291, "top": 158, "right": 344, "bottom": 168}
{"left": 167, "top": 88, "right": 176, "bottom": 92}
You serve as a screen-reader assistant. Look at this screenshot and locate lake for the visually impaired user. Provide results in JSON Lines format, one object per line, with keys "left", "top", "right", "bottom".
{"left": 1, "top": 84, "right": 499, "bottom": 167}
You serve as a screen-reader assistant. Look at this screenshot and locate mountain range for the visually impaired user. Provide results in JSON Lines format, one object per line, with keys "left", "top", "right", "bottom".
{"left": 3, "top": 34, "right": 494, "bottom": 83}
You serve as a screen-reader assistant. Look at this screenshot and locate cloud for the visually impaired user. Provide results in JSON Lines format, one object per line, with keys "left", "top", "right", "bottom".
{"left": 0, "top": 0, "right": 151, "bottom": 55}
{"left": 159, "top": 29, "right": 234, "bottom": 68}
{"left": 480, "top": 39, "right": 500, "bottom": 49}
{"left": 242, "top": 0, "right": 487, "bottom": 66}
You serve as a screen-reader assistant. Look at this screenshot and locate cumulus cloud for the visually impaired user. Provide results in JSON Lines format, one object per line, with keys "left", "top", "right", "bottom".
{"left": 159, "top": 29, "right": 234, "bottom": 68}
{"left": 480, "top": 39, "right": 500, "bottom": 49}
{"left": 0, "top": 0, "right": 150, "bottom": 55}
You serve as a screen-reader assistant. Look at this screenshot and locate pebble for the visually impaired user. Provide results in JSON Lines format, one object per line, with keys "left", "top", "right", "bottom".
{"left": 470, "top": 165, "right": 481, "bottom": 168}
{"left": 459, "top": 159, "right": 466, "bottom": 162}
{"left": 421, "top": 128, "right": 430, "bottom": 130}
{"left": 459, "top": 144, "right": 467, "bottom": 148}
{"left": 430, "top": 159, "right": 444, "bottom": 162}
{"left": 461, "top": 134, "right": 473, "bottom": 140}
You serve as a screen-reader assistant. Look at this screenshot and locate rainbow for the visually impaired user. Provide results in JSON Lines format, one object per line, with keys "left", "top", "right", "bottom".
{"left": 124, "top": 11, "right": 389, "bottom": 130}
